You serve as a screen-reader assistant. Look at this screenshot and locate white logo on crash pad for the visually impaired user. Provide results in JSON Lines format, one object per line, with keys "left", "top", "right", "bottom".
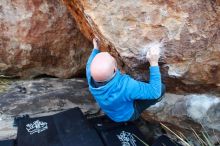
{"left": 26, "top": 120, "right": 48, "bottom": 135}
{"left": 117, "top": 131, "right": 137, "bottom": 146}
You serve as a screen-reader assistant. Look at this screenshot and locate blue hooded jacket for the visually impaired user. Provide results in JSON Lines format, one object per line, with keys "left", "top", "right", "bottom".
{"left": 86, "top": 49, "right": 162, "bottom": 122}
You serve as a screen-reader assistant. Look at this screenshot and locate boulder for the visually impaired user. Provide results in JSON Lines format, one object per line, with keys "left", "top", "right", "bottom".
{"left": 144, "top": 93, "right": 220, "bottom": 144}
{"left": 62, "top": 0, "right": 220, "bottom": 93}
{"left": 0, "top": 0, "right": 92, "bottom": 78}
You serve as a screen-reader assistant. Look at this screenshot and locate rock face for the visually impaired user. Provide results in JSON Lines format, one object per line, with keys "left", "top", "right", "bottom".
{"left": 0, "top": 0, "right": 92, "bottom": 78}
{"left": 144, "top": 93, "right": 220, "bottom": 144}
{"left": 63, "top": 0, "right": 220, "bottom": 93}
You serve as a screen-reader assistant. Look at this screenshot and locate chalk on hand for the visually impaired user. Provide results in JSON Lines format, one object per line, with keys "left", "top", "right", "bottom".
{"left": 139, "top": 41, "right": 163, "bottom": 60}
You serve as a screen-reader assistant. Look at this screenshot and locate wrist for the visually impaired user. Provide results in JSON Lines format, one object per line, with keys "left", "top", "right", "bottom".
{"left": 150, "top": 62, "right": 158, "bottom": 66}
{"left": 93, "top": 46, "right": 99, "bottom": 50}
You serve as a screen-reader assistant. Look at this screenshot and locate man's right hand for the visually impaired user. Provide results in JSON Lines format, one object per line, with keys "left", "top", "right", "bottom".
{"left": 93, "top": 37, "right": 99, "bottom": 50}
{"left": 146, "top": 47, "right": 160, "bottom": 66}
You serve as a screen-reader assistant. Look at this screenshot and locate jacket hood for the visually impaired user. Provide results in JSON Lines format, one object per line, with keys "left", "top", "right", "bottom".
{"left": 88, "top": 70, "right": 121, "bottom": 99}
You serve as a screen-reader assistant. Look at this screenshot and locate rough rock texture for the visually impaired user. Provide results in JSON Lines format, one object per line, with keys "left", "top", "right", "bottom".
{"left": 0, "top": 0, "right": 92, "bottom": 78}
{"left": 63, "top": 0, "right": 220, "bottom": 93}
{"left": 144, "top": 94, "right": 220, "bottom": 144}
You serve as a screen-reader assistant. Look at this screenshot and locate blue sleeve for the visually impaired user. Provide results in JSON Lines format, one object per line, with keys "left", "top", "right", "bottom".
{"left": 126, "top": 66, "right": 162, "bottom": 100}
{"left": 86, "top": 48, "right": 100, "bottom": 82}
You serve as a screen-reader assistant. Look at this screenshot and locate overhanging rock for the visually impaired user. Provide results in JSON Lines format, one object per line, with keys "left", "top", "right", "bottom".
{"left": 62, "top": 0, "right": 220, "bottom": 93}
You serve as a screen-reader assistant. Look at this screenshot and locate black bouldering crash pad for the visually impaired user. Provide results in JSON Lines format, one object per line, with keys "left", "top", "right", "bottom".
{"left": 16, "top": 107, "right": 104, "bottom": 146}
{"left": 0, "top": 139, "right": 15, "bottom": 146}
{"left": 89, "top": 116, "right": 148, "bottom": 146}
{"left": 15, "top": 107, "right": 181, "bottom": 146}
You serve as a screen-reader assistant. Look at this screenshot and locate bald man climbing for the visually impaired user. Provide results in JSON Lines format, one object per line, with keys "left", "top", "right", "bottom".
{"left": 86, "top": 38, "right": 165, "bottom": 122}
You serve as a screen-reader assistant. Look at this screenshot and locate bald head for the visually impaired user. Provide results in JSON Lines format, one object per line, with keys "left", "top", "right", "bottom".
{"left": 90, "top": 52, "right": 117, "bottom": 82}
